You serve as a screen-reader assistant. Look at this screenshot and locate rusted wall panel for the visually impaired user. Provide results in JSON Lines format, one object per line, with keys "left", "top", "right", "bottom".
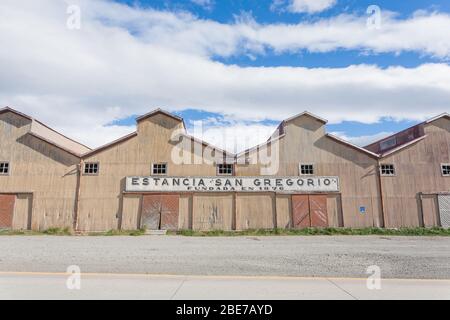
{"left": 0, "top": 194, "right": 15, "bottom": 229}
{"left": 141, "top": 194, "right": 179, "bottom": 230}
{"left": 309, "top": 195, "right": 328, "bottom": 227}
{"left": 292, "top": 195, "right": 310, "bottom": 229}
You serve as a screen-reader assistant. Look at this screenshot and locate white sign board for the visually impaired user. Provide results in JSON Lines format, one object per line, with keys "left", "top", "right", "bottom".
{"left": 126, "top": 176, "right": 339, "bottom": 193}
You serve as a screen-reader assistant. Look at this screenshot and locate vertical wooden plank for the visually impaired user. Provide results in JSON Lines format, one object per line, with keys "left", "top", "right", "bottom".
{"left": 326, "top": 194, "right": 343, "bottom": 227}
{"left": 292, "top": 195, "right": 310, "bottom": 228}
{"left": 276, "top": 194, "right": 292, "bottom": 229}
{"left": 160, "top": 194, "right": 180, "bottom": 231}
{"left": 421, "top": 194, "right": 440, "bottom": 227}
{"left": 121, "top": 195, "right": 141, "bottom": 230}
{"left": 178, "top": 194, "right": 191, "bottom": 230}
{"left": 192, "top": 194, "right": 233, "bottom": 231}
{"left": 310, "top": 195, "right": 328, "bottom": 228}
{"left": 236, "top": 194, "right": 275, "bottom": 230}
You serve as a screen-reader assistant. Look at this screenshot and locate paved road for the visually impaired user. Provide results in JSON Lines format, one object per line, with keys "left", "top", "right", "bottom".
{"left": 0, "top": 273, "right": 449, "bottom": 300}
{"left": 0, "top": 236, "right": 449, "bottom": 279}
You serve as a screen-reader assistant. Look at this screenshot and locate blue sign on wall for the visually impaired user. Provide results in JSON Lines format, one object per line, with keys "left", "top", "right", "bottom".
{"left": 359, "top": 206, "right": 366, "bottom": 214}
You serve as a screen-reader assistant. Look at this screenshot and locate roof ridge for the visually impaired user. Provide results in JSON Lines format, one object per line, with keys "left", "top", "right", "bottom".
{"left": 1, "top": 106, "right": 92, "bottom": 154}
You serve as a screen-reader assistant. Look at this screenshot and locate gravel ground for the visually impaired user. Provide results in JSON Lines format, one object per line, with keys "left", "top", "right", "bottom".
{"left": 0, "top": 236, "right": 449, "bottom": 279}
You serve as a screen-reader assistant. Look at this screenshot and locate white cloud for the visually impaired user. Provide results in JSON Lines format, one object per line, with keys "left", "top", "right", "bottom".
{"left": 1, "top": 0, "right": 450, "bottom": 149}
{"left": 289, "top": 0, "right": 337, "bottom": 14}
{"left": 191, "top": 0, "right": 214, "bottom": 11}
{"left": 332, "top": 132, "right": 393, "bottom": 147}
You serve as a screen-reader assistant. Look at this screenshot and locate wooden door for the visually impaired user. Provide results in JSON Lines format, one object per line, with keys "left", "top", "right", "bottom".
{"left": 141, "top": 194, "right": 179, "bottom": 230}
{"left": 292, "top": 194, "right": 329, "bottom": 228}
{"left": 309, "top": 195, "right": 328, "bottom": 228}
{"left": 0, "top": 195, "right": 15, "bottom": 229}
{"left": 292, "top": 195, "right": 310, "bottom": 228}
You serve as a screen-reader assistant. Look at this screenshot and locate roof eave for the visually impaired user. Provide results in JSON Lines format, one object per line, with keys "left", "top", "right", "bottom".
{"left": 325, "top": 134, "right": 380, "bottom": 158}
{"left": 379, "top": 135, "right": 427, "bottom": 158}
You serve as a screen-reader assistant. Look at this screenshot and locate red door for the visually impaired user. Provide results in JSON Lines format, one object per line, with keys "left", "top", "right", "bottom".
{"left": 141, "top": 195, "right": 179, "bottom": 230}
{"left": 0, "top": 195, "right": 15, "bottom": 229}
{"left": 292, "top": 195, "right": 328, "bottom": 228}
{"left": 292, "top": 195, "right": 310, "bottom": 228}
{"left": 309, "top": 195, "right": 328, "bottom": 228}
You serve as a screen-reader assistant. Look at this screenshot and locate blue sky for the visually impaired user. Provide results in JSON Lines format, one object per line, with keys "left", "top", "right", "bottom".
{"left": 107, "top": 0, "right": 450, "bottom": 146}
{"left": 2, "top": 0, "right": 450, "bottom": 150}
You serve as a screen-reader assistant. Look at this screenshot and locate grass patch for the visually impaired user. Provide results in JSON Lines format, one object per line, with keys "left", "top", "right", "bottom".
{"left": 42, "top": 227, "right": 72, "bottom": 236}
{"left": 88, "top": 229, "right": 147, "bottom": 236}
{"left": 0, "top": 227, "right": 71, "bottom": 236}
{"left": 170, "top": 227, "right": 450, "bottom": 237}
{"left": 1, "top": 227, "right": 449, "bottom": 237}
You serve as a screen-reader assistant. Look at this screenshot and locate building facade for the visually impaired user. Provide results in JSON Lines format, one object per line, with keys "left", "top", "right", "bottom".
{"left": 1, "top": 106, "right": 449, "bottom": 231}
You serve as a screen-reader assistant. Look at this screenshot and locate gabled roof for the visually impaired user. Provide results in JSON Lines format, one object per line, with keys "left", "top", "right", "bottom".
{"left": 425, "top": 113, "right": 450, "bottom": 124}
{"left": 1, "top": 106, "right": 91, "bottom": 156}
{"left": 283, "top": 111, "right": 328, "bottom": 124}
{"left": 136, "top": 108, "right": 184, "bottom": 124}
{"left": 0, "top": 106, "right": 33, "bottom": 121}
{"left": 83, "top": 109, "right": 232, "bottom": 158}
{"left": 364, "top": 112, "right": 450, "bottom": 157}
{"left": 379, "top": 135, "right": 427, "bottom": 157}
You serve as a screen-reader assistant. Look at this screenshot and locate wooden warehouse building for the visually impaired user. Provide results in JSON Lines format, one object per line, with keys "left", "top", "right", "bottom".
{"left": 1, "top": 106, "right": 450, "bottom": 231}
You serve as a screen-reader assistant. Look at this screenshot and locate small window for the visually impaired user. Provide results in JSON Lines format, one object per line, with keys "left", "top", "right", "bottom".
{"left": 84, "top": 162, "right": 99, "bottom": 175}
{"left": 380, "top": 164, "right": 395, "bottom": 176}
{"left": 441, "top": 164, "right": 450, "bottom": 176}
{"left": 217, "top": 164, "right": 233, "bottom": 176}
{"left": 300, "top": 164, "right": 314, "bottom": 175}
{"left": 380, "top": 137, "right": 397, "bottom": 151}
{"left": 0, "top": 162, "right": 10, "bottom": 175}
{"left": 152, "top": 163, "right": 167, "bottom": 175}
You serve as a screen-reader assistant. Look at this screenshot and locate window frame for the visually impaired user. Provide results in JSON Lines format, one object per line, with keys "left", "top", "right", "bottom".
{"left": 152, "top": 163, "right": 168, "bottom": 176}
{"left": 83, "top": 162, "right": 100, "bottom": 176}
{"left": 299, "top": 163, "right": 315, "bottom": 176}
{"left": 0, "top": 162, "right": 10, "bottom": 176}
{"left": 380, "top": 164, "right": 396, "bottom": 177}
{"left": 217, "top": 163, "right": 234, "bottom": 176}
{"left": 441, "top": 163, "right": 450, "bottom": 177}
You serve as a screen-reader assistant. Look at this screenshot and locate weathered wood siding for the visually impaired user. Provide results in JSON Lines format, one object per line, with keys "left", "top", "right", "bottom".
{"left": 236, "top": 116, "right": 382, "bottom": 228}
{"left": 79, "top": 113, "right": 222, "bottom": 231}
{"left": 236, "top": 193, "right": 276, "bottom": 230}
{"left": 0, "top": 112, "right": 79, "bottom": 230}
{"left": 380, "top": 118, "right": 450, "bottom": 227}
{"left": 192, "top": 193, "right": 234, "bottom": 230}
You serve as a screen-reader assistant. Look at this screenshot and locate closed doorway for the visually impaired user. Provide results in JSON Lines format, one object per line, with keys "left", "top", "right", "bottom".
{"left": 0, "top": 194, "right": 15, "bottom": 229}
{"left": 438, "top": 195, "right": 450, "bottom": 228}
{"left": 141, "top": 194, "right": 179, "bottom": 230}
{"left": 292, "top": 194, "right": 328, "bottom": 228}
